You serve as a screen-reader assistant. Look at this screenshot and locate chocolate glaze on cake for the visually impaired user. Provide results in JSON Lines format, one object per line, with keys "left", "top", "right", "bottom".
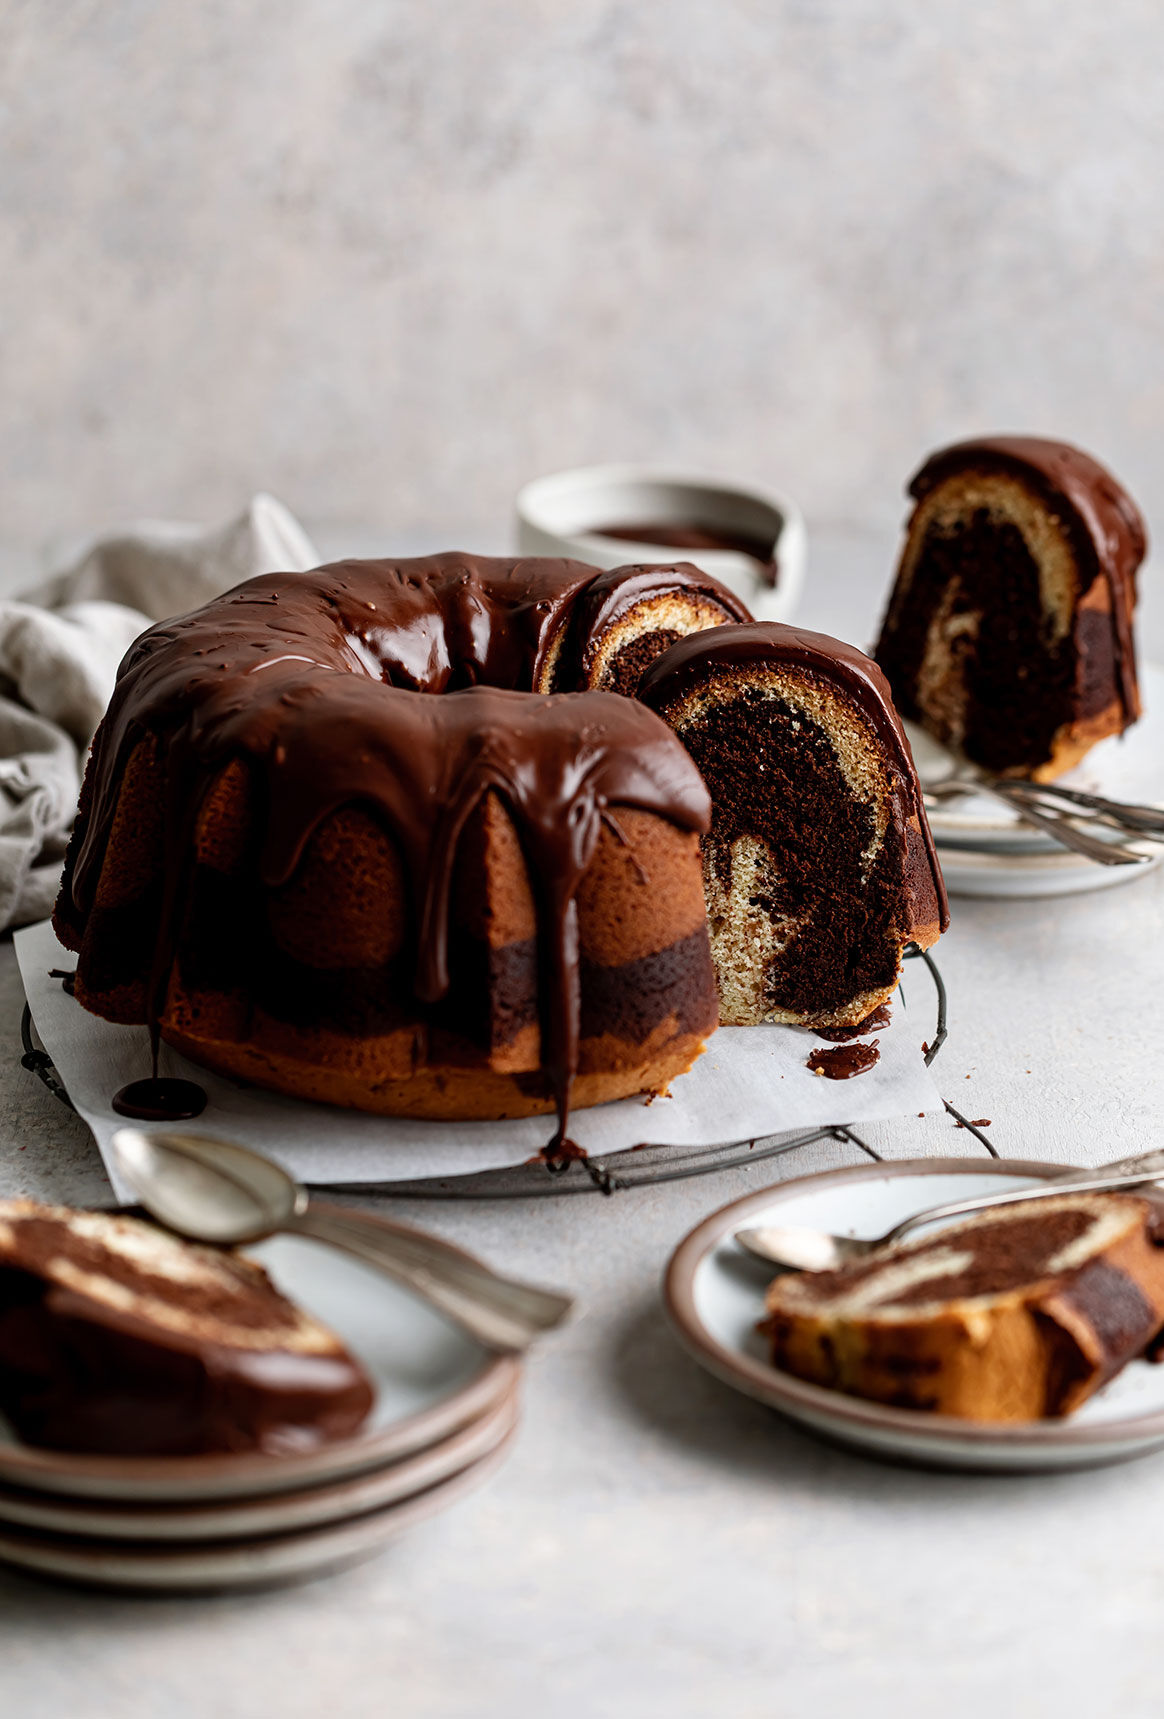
{"left": 875, "top": 438, "right": 1148, "bottom": 779}
{"left": 55, "top": 556, "right": 732, "bottom": 1147}
{"left": 0, "top": 1201, "right": 373, "bottom": 1456}
{"left": 558, "top": 561, "right": 753, "bottom": 696}
{"left": 910, "top": 438, "right": 1145, "bottom": 722}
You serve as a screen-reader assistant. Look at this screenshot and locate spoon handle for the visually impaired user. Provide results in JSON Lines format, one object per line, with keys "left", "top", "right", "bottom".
{"left": 883, "top": 1154, "right": 1164, "bottom": 1247}
{"left": 289, "top": 1200, "right": 574, "bottom": 1354}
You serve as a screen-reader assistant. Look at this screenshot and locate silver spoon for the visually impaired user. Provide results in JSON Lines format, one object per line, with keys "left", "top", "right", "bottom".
{"left": 925, "top": 774, "right": 1149, "bottom": 866}
{"left": 111, "top": 1127, "right": 574, "bottom": 1354}
{"left": 735, "top": 1147, "right": 1164, "bottom": 1274}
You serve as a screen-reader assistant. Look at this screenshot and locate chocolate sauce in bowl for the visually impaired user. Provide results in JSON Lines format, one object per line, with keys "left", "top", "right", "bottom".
{"left": 592, "top": 522, "right": 779, "bottom": 587}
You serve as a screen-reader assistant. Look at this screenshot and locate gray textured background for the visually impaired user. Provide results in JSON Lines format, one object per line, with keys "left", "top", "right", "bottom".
{"left": 3, "top": 0, "right": 1163, "bottom": 554}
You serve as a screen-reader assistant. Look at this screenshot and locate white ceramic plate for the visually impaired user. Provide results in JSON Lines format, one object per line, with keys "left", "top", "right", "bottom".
{"left": 910, "top": 662, "right": 1164, "bottom": 855}
{"left": 0, "top": 1224, "right": 518, "bottom": 1503}
{"left": 935, "top": 839, "right": 1162, "bottom": 898}
{"left": 0, "top": 1430, "right": 516, "bottom": 1593}
{"left": 0, "top": 1386, "right": 519, "bottom": 1543}
{"left": 665, "top": 1158, "right": 1164, "bottom": 1472}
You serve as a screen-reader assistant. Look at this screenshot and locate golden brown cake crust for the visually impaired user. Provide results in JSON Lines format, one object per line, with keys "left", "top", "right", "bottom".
{"left": 764, "top": 1194, "right": 1164, "bottom": 1422}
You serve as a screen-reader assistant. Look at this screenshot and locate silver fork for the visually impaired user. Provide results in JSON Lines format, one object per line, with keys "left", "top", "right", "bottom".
{"left": 736, "top": 1147, "right": 1164, "bottom": 1273}
{"left": 925, "top": 773, "right": 1155, "bottom": 866}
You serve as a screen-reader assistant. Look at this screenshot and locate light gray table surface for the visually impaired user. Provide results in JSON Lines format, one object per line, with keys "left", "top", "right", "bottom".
{"left": 0, "top": 528, "right": 1162, "bottom": 1719}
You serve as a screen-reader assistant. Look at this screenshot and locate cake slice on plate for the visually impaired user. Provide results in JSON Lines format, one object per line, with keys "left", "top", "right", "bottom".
{"left": 763, "top": 1192, "right": 1164, "bottom": 1422}
{"left": 0, "top": 1200, "right": 374, "bottom": 1455}
{"left": 874, "top": 436, "right": 1147, "bottom": 781}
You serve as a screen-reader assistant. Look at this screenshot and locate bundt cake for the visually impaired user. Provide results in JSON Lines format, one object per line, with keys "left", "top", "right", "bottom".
{"left": 54, "top": 555, "right": 746, "bottom": 1143}
{"left": 0, "top": 1199, "right": 373, "bottom": 1455}
{"left": 874, "top": 436, "right": 1147, "bottom": 780}
{"left": 638, "top": 622, "right": 947, "bottom": 1030}
{"left": 763, "top": 1192, "right": 1164, "bottom": 1421}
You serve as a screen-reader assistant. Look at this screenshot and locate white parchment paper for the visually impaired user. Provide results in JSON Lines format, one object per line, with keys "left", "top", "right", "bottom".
{"left": 16, "top": 919, "right": 942, "bottom": 1202}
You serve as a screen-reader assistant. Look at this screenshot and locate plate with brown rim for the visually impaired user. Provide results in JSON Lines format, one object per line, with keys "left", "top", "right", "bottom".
{"left": 664, "top": 1158, "right": 1164, "bottom": 1472}
{"left": 0, "top": 1225, "right": 518, "bottom": 1503}
{"left": 0, "top": 1384, "right": 519, "bottom": 1542}
{"left": 0, "top": 1426, "right": 518, "bottom": 1593}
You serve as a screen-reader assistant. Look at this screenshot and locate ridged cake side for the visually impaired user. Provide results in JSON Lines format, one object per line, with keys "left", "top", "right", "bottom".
{"left": 54, "top": 556, "right": 727, "bottom": 1142}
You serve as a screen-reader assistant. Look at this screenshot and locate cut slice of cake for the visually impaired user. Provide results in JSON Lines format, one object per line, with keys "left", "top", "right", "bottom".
{"left": 553, "top": 560, "right": 752, "bottom": 696}
{"left": 0, "top": 1201, "right": 374, "bottom": 1455}
{"left": 638, "top": 622, "right": 947, "bottom": 1031}
{"left": 763, "top": 1193, "right": 1164, "bottom": 1421}
{"left": 874, "top": 437, "right": 1147, "bottom": 781}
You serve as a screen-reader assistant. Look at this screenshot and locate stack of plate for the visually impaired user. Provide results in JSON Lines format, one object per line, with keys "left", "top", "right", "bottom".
{"left": 0, "top": 1229, "right": 521, "bottom": 1592}
{"left": 907, "top": 663, "right": 1164, "bottom": 899}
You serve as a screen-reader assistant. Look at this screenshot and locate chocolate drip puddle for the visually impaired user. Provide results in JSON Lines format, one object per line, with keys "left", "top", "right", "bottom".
{"left": 814, "top": 1003, "right": 892, "bottom": 1042}
{"left": 807, "top": 1042, "right": 880, "bottom": 1079}
{"left": 112, "top": 1077, "right": 208, "bottom": 1121}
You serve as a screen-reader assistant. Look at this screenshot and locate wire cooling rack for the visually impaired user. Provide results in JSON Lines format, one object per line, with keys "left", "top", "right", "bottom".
{"left": 20, "top": 944, "right": 995, "bottom": 1197}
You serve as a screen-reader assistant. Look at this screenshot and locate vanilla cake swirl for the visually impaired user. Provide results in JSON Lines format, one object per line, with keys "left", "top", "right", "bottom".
{"left": 0, "top": 1201, "right": 373, "bottom": 1455}
{"left": 764, "top": 1193, "right": 1164, "bottom": 1422}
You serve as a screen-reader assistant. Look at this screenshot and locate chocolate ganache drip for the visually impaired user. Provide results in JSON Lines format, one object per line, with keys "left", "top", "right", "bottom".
{"left": 68, "top": 557, "right": 712, "bottom": 1147}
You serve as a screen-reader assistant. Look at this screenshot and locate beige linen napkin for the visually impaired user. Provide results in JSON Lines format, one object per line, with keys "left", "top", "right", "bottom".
{"left": 0, "top": 494, "right": 318, "bottom": 930}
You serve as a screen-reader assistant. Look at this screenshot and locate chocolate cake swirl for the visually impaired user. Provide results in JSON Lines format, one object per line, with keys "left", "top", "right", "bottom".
{"left": 875, "top": 437, "right": 1148, "bottom": 779}
{"left": 765, "top": 1191, "right": 1164, "bottom": 1422}
{"left": 638, "top": 622, "right": 947, "bottom": 1030}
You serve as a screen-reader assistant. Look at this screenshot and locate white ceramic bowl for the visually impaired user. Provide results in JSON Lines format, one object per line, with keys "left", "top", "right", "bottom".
{"left": 515, "top": 464, "right": 806, "bottom": 623}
